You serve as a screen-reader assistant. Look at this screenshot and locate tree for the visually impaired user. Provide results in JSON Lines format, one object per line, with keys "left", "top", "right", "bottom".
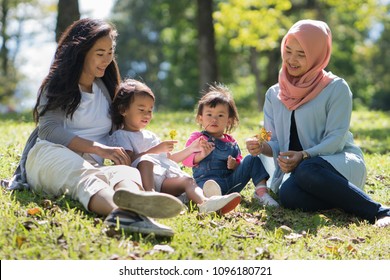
{"left": 0, "top": 0, "right": 33, "bottom": 105}
{"left": 55, "top": 0, "right": 80, "bottom": 42}
{"left": 370, "top": 11, "right": 390, "bottom": 110}
{"left": 112, "top": 0, "right": 200, "bottom": 110}
{"left": 214, "top": 0, "right": 292, "bottom": 111}
{"left": 214, "top": 0, "right": 384, "bottom": 111}
{"left": 0, "top": 0, "right": 58, "bottom": 108}
{"left": 110, "top": 0, "right": 387, "bottom": 111}
{"left": 197, "top": 0, "right": 218, "bottom": 91}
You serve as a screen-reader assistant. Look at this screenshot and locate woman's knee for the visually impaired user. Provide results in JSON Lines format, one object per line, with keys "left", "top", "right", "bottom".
{"left": 294, "top": 160, "right": 313, "bottom": 181}
{"left": 110, "top": 165, "right": 142, "bottom": 186}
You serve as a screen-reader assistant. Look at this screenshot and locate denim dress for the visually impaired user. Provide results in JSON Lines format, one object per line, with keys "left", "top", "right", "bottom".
{"left": 193, "top": 131, "right": 269, "bottom": 195}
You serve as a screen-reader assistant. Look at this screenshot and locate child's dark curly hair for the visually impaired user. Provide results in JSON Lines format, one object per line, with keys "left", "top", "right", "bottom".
{"left": 196, "top": 83, "right": 239, "bottom": 133}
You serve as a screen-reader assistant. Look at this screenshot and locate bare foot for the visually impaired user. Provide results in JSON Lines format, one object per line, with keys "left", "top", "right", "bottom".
{"left": 375, "top": 216, "right": 390, "bottom": 228}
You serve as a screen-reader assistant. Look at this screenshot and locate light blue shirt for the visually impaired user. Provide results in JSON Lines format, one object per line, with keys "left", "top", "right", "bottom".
{"left": 263, "top": 76, "right": 366, "bottom": 193}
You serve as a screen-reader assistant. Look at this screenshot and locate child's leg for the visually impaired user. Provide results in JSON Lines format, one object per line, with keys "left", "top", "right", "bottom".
{"left": 161, "top": 177, "right": 241, "bottom": 214}
{"left": 161, "top": 177, "right": 205, "bottom": 204}
{"left": 254, "top": 182, "right": 279, "bottom": 207}
{"left": 229, "top": 155, "right": 278, "bottom": 206}
{"left": 137, "top": 161, "right": 155, "bottom": 191}
{"left": 227, "top": 155, "right": 268, "bottom": 193}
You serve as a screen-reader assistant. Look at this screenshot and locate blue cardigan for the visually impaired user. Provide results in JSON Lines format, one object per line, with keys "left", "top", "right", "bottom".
{"left": 262, "top": 76, "right": 366, "bottom": 193}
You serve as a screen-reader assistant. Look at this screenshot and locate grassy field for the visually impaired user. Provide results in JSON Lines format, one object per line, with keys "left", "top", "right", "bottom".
{"left": 0, "top": 109, "right": 389, "bottom": 260}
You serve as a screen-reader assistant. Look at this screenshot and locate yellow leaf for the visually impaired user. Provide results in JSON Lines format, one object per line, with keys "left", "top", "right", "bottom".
{"left": 325, "top": 245, "right": 340, "bottom": 255}
{"left": 255, "top": 127, "right": 271, "bottom": 143}
{"left": 27, "top": 207, "right": 41, "bottom": 216}
{"left": 16, "top": 236, "right": 26, "bottom": 249}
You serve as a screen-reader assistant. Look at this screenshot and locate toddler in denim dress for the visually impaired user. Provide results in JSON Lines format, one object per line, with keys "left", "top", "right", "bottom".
{"left": 182, "top": 83, "right": 279, "bottom": 207}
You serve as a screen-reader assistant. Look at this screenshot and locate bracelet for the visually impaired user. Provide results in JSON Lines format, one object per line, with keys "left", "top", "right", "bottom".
{"left": 302, "top": 150, "right": 310, "bottom": 160}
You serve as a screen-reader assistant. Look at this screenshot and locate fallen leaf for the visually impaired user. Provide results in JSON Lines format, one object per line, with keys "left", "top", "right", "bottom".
{"left": 27, "top": 207, "right": 41, "bottom": 216}
{"left": 346, "top": 244, "right": 357, "bottom": 253}
{"left": 153, "top": 244, "right": 175, "bottom": 253}
{"left": 350, "top": 237, "right": 366, "bottom": 244}
{"left": 244, "top": 217, "right": 259, "bottom": 224}
{"left": 275, "top": 225, "right": 293, "bottom": 238}
{"left": 312, "top": 213, "right": 330, "bottom": 226}
{"left": 42, "top": 199, "right": 52, "bottom": 209}
{"left": 326, "top": 236, "right": 344, "bottom": 242}
{"left": 231, "top": 233, "right": 256, "bottom": 239}
{"left": 22, "top": 221, "right": 37, "bottom": 231}
{"left": 325, "top": 245, "right": 340, "bottom": 255}
{"left": 255, "top": 246, "right": 272, "bottom": 259}
{"left": 279, "top": 225, "right": 293, "bottom": 234}
{"left": 16, "top": 236, "right": 26, "bottom": 249}
{"left": 284, "top": 233, "right": 303, "bottom": 241}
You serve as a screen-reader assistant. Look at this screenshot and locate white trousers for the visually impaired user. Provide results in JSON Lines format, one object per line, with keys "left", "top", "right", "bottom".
{"left": 26, "top": 140, "right": 141, "bottom": 211}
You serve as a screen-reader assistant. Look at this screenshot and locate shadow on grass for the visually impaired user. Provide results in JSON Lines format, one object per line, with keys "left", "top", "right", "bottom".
{"left": 8, "top": 188, "right": 174, "bottom": 243}
{"left": 263, "top": 207, "right": 362, "bottom": 235}
{"left": 241, "top": 198, "right": 363, "bottom": 236}
{"left": 9, "top": 188, "right": 84, "bottom": 211}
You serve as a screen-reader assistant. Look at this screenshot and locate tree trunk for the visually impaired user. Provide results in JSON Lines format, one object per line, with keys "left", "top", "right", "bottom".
{"left": 265, "top": 48, "right": 280, "bottom": 90}
{"left": 249, "top": 47, "right": 264, "bottom": 112}
{"left": 197, "top": 0, "right": 218, "bottom": 92}
{"left": 55, "top": 0, "right": 80, "bottom": 42}
{"left": 0, "top": 0, "right": 9, "bottom": 75}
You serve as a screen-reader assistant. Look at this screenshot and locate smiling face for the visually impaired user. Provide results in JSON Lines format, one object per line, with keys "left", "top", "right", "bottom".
{"left": 197, "top": 103, "right": 232, "bottom": 138}
{"left": 282, "top": 37, "right": 308, "bottom": 77}
{"left": 121, "top": 93, "right": 154, "bottom": 131}
{"left": 79, "top": 35, "right": 114, "bottom": 88}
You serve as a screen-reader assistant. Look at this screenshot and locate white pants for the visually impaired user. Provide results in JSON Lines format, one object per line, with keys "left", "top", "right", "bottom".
{"left": 26, "top": 140, "right": 141, "bottom": 211}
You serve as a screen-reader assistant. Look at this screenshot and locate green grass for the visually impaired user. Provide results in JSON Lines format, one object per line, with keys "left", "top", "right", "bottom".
{"left": 0, "top": 109, "right": 389, "bottom": 260}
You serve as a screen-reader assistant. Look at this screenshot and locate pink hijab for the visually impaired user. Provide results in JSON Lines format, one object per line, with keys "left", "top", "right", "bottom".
{"left": 278, "top": 19, "right": 336, "bottom": 110}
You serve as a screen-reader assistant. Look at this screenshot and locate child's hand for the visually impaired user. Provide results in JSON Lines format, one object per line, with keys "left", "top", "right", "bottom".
{"left": 227, "top": 155, "right": 238, "bottom": 170}
{"left": 199, "top": 137, "right": 214, "bottom": 158}
{"left": 187, "top": 137, "right": 202, "bottom": 152}
{"left": 156, "top": 140, "right": 178, "bottom": 153}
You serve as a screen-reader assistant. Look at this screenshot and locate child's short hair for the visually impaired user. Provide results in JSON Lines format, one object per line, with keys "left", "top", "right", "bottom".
{"left": 111, "top": 78, "right": 155, "bottom": 129}
{"left": 196, "top": 83, "right": 239, "bottom": 133}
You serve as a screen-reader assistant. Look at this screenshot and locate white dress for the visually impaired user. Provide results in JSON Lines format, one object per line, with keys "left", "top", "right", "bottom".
{"left": 109, "top": 129, "right": 190, "bottom": 192}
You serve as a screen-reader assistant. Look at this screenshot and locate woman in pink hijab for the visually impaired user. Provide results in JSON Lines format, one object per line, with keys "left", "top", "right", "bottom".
{"left": 246, "top": 19, "right": 390, "bottom": 227}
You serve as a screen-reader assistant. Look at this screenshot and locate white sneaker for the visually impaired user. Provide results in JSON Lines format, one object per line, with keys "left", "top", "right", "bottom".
{"left": 254, "top": 191, "right": 279, "bottom": 207}
{"left": 198, "top": 193, "right": 241, "bottom": 214}
{"left": 113, "top": 188, "right": 184, "bottom": 219}
{"left": 203, "top": 180, "right": 222, "bottom": 197}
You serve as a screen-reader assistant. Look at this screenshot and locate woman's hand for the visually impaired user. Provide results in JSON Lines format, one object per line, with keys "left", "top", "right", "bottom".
{"left": 98, "top": 145, "right": 131, "bottom": 166}
{"left": 246, "top": 137, "right": 264, "bottom": 156}
{"left": 277, "top": 151, "right": 303, "bottom": 173}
